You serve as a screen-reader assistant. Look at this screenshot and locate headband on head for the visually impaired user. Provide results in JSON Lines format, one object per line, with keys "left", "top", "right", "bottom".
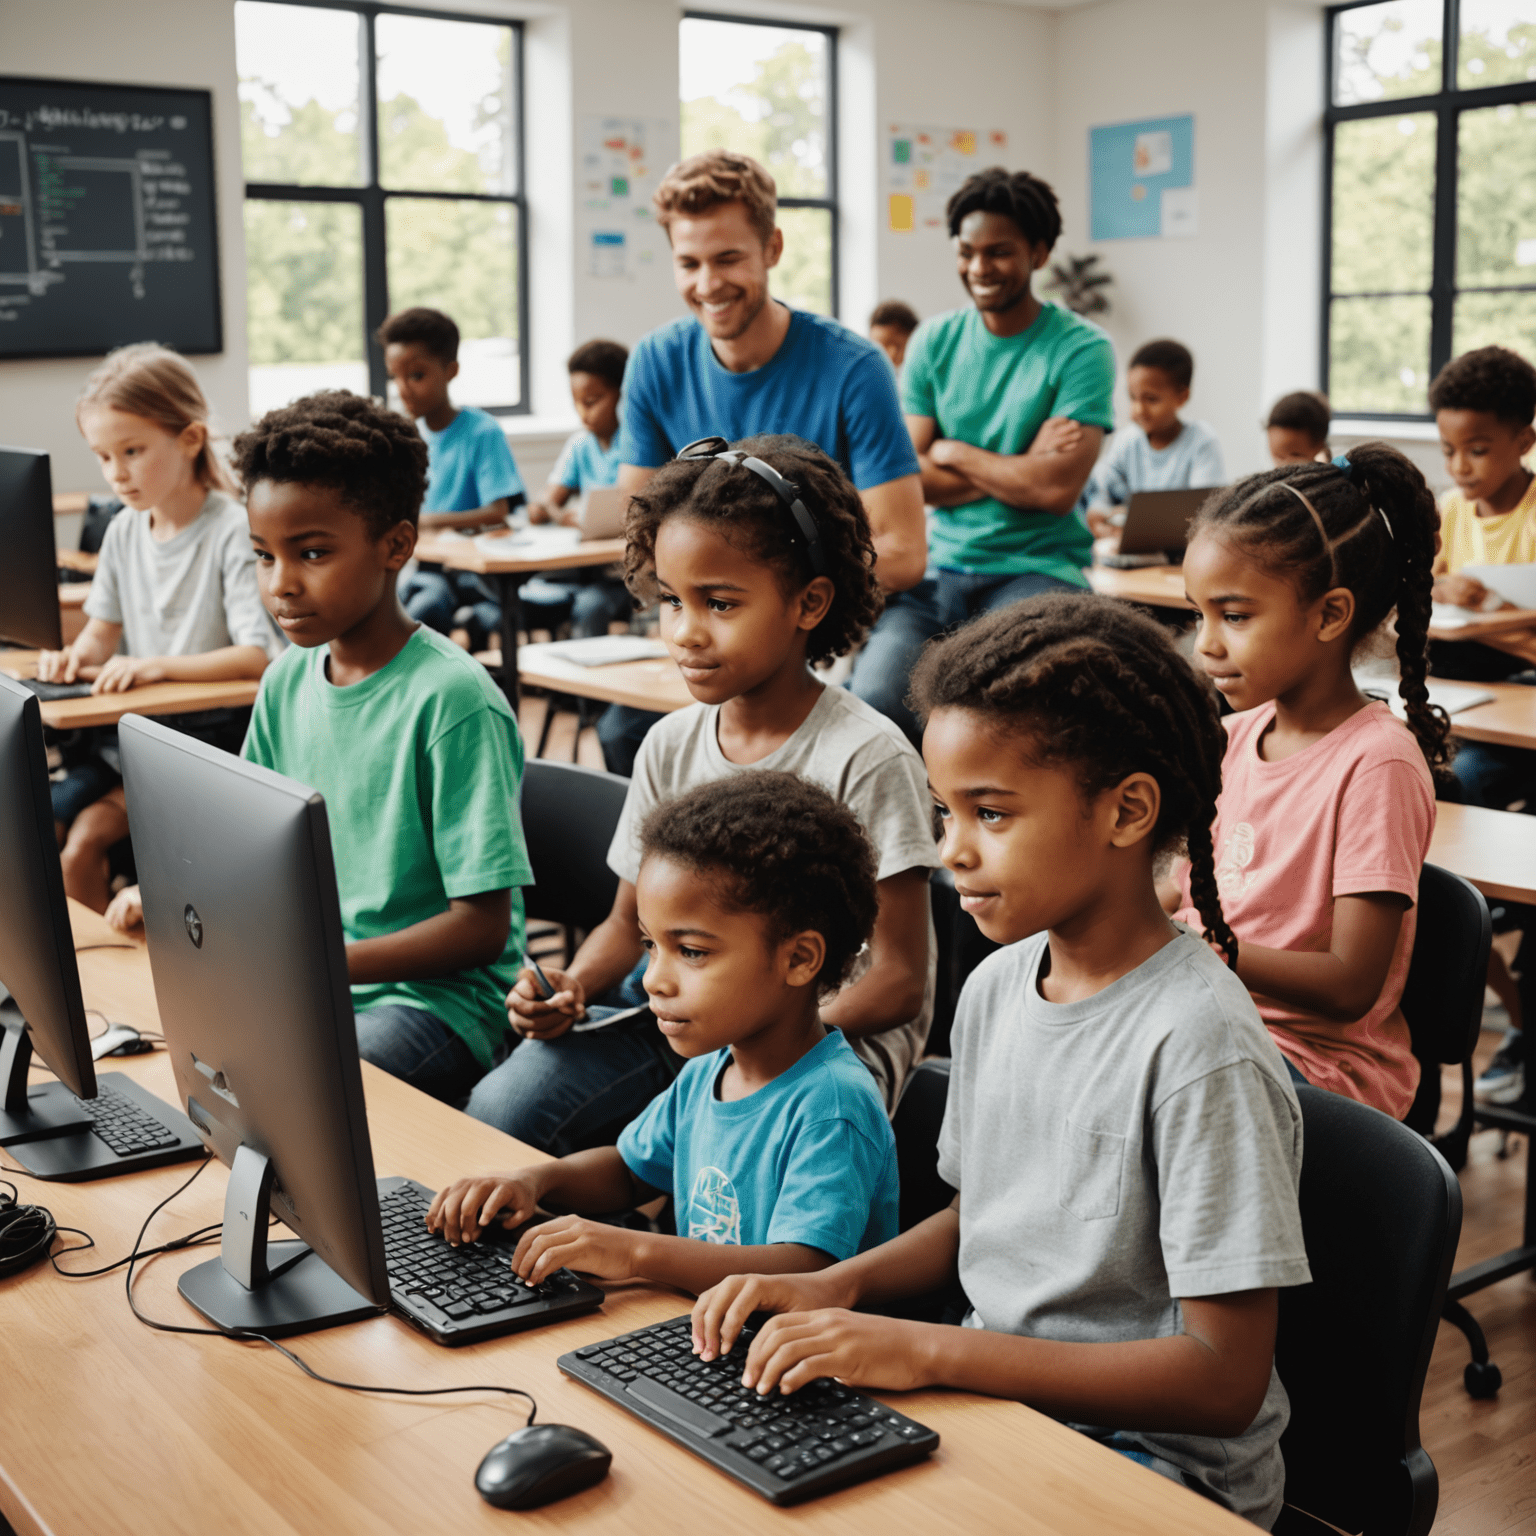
{"left": 1333, "top": 453, "right": 1394, "bottom": 539}
{"left": 673, "top": 436, "right": 829, "bottom": 577}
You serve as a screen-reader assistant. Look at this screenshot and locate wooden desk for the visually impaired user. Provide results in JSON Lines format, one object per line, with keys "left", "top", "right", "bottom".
{"left": 1445, "top": 680, "right": 1536, "bottom": 751}
{"left": 0, "top": 651, "right": 259, "bottom": 730}
{"left": 56, "top": 549, "right": 98, "bottom": 577}
{"left": 517, "top": 641, "right": 693, "bottom": 716}
{"left": 1427, "top": 607, "right": 1536, "bottom": 645}
{"left": 1430, "top": 801, "right": 1536, "bottom": 906}
{"left": 415, "top": 534, "right": 628, "bottom": 707}
{"left": 0, "top": 912, "right": 1248, "bottom": 1536}
{"left": 1085, "top": 564, "right": 1190, "bottom": 611}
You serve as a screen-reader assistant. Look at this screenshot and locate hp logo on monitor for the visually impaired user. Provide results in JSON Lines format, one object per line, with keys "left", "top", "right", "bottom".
{"left": 184, "top": 905, "right": 203, "bottom": 949}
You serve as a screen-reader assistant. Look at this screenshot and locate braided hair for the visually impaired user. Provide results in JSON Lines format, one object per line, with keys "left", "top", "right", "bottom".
{"left": 639, "top": 771, "right": 879, "bottom": 995}
{"left": 232, "top": 390, "right": 428, "bottom": 539}
{"left": 1187, "top": 443, "right": 1453, "bottom": 784}
{"left": 945, "top": 166, "right": 1062, "bottom": 248}
{"left": 908, "top": 592, "right": 1237, "bottom": 967}
{"left": 623, "top": 434, "right": 882, "bottom": 666}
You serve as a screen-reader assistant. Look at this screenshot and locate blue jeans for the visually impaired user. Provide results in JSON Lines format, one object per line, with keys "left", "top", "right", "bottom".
{"left": 355, "top": 1003, "right": 485, "bottom": 1104}
{"left": 849, "top": 570, "right": 1082, "bottom": 743}
{"left": 1451, "top": 739, "right": 1536, "bottom": 810}
{"left": 1285, "top": 1057, "right": 1310, "bottom": 1088}
{"left": 402, "top": 569, "right": 500, "bottom": 641}
{"left": 597, "top": 704, "right": 662, "bottom": 778}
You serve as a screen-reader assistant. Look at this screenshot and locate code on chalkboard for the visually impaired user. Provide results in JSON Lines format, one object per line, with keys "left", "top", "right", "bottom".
{"left": 0, "top": 77, "right": 222, "bottom": 360}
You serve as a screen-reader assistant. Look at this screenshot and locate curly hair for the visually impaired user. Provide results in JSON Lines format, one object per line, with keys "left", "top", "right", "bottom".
{"left": 375, "top": 307, "right": 459, "bottom": 365}
{"left": 653, "top": 151, "right": 777, "bottom": 246}
{"left": 869, "top": 300, "right": 919, "bottom": 334}
{"left": 622, "top": 434, "right": 882, "bottom": 666}
{"left": 1188, "top": 445, "right": 1453, "bottom": 784}
{"left": 1428, "top": 345, "right": 1536, "bottom": 428}
{"left": 908, "top": 592, "right": 1237, "bottom": 968}
{"left": 1130, "top": 338, "right": 1194, "bottom": 391}
{"left": 639, "top": 771, "right": 879, "bottom": 994}
{"left": 1267, "top": 390, "right": 1331, "bottom": 444}
{"left": 946, "top": 166, "right": 1061, "bottom": 248}
{"left": 232, "top": 391, "right": 429, "bottom": 539}
{"left": 567, "top": 339, "right": 627, "bottom": 391}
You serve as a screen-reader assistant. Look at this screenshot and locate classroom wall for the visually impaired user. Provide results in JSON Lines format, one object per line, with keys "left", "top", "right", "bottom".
{"left": 0, "top": 0, "right": 251, "bottom": 497}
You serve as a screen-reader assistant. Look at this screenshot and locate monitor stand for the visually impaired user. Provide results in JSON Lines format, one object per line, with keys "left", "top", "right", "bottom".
{"left": 178, "top": 1143, "right": 383, "bottom": 1338}
{"left": 0, "top": 1017, "right": 94, "bottom": 1146}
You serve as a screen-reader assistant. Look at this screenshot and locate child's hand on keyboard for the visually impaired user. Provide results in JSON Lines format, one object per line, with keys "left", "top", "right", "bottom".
{"left": 426, "top": 1172, "right": 541, "bottom": 1245}
{"left": 739, "top": 1309, "right": 936, "bottom": 1398}
{"left": 691, "top": 1271, "right": 853, "bottom": 1361}
{"left": 511, "top": 1215, "right": 640, "bottom": 1285}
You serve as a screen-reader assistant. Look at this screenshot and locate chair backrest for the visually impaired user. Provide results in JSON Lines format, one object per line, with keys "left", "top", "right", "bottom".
{"left": 891, "top": 1058, "right": 953, "bottom": 1232}
{"left": 1276, "top": 1086, "right": 1461, "bottom": 1536}
{"left": 1400, "top": 862, "right": 1490, "bottom": 1067}
{"left": 519, "top": 759, "right": 630, "bottom": 934}
{"left": 928, "top": 868, "right": 999, "bottom": 1060}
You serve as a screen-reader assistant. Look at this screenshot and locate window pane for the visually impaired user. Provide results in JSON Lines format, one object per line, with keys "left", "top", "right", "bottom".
{"left": 1455, "top": 289, "right": 1536, "bottom": 363}
{"left": 1333, "top": 0, "right": 1443, "bottom": 106}
{"left": 244, "top": 200, "right": 366, "bottom": 416}
{"left": 386, "top": 199, "right": 519, "bottom": 408}
{"left": 1459, "top": 0, "right": 1536, "bottom": 90}
{"left": 1329, "top": 294, "right": 1432, "bottom": 413}
{"left": 1459, "top": 103, "right": 1536, "bottom": 287}
{"left": 236, "top": 2, "right": 364, "bottom": 187}
{"left": 1331, "top": 113, "right": 1436, "bottom": 293}
{"left": 680, "top": 18, "right": 829, "bottom": 199}
{"left": 770, "top": 206, "right": 832, "bottom": 315}
{"left": 376, "top": 15, "right": 516, "bottom": 195}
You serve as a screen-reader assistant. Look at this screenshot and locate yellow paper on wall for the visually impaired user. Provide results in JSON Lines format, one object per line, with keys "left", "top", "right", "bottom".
{"left": 889, "top": 193, "right": 915, "bottom": 232}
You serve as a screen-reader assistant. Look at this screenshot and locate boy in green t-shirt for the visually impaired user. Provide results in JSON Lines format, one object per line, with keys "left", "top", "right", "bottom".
{"left": 236, "top": 391, "right": 531, "bottom": 1102}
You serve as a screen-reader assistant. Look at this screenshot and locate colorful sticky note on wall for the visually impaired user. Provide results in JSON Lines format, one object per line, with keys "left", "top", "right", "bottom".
{"left": 951, "top": 130, "right": 976, "bottom": 155}
{"left": 610, "top": 176, "right": 629, "bottom": 197}
{"left": 889, "top": 194, "right": 915, "bottom": 233}
{"left": 892, "top": 137, "right": 912, "bottom": 165}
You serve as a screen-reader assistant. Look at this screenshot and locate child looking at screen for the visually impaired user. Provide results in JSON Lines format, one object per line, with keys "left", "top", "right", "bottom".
{"left": 466, "top": 434, "right": 939, "bottom": 1148}
{"left": 379, "top": 306, "right": 525, "bottom": 651}
{"left": 522, "top": 339, "right": 633, "bottom": 639}
{"left": 868, "top": 300, "right": 919, "bottom": 373}
{"left": 1265, "top": 392, "right": 1331, "bottom": 466}
{"left": 1177, "top": 447, "right": 1447, "bottom": 1120}
{"left": 1085, "top": 338, "right": 1224, "bottom": 513}
{"left": 691, "top": 594, "right": 1309, "bottom": 1530}
{"left": 37, "top": 343, "right": 279, "bottom": 912}
{"left": 427, "top": 772, "right": 899, "bottom": 1292}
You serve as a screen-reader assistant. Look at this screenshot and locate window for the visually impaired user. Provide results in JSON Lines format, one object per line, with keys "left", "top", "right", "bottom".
{"left": 679, "top": 12, "right": 838, "bottom": 316}
{"left": 236, "top": 0, "right": 526, "bottom": 417}
{"left": 1325, "top": 1, "right": 1536, "bottom": 417}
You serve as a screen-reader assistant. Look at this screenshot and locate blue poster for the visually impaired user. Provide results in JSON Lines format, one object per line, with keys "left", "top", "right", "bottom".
{"left": 1089, "top": 115, "right": 1195, "bottom": 241}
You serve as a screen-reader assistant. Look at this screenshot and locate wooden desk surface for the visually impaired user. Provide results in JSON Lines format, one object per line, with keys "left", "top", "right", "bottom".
{"left": 56, "top": 550, "right": 98, "bottom": 576}
{"left": 1085, "top": 564, "right": 1190, "bottom": 610}
{"left": 1430, "top": 801, "right": 1536, "bottom": 906}
{"left": 0, "top": 651, "right": 260, "bottom": 730}
{"left": 417, "top": 533, "right": 627, "bottom": 576}
{"left": 57, "top": 582, "right": 87, "bottom": 610}
{"left": 0, "top": 911, "right": 1248, "bottom": 1536}
{"left": 1427, "top": 607, "right": 1536, "bottom": 644}
{"left": 517, "top": 642, "right": 693, "bottom": 715}
{"left": 1445, "top": 679, "right": 1536, "bottom": 751}
{"left": 52, "top": 491, "right": 90, "bottom": 517}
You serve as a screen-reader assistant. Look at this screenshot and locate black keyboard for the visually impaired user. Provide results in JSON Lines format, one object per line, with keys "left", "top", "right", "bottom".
{"left": 559, "top": 1314, "right": 939, "bottom": 1504}
{"left": 73, "top": 1084, "right": 184, "bottom": 1156}
{"left": 16, "top": 677, "right": 92, "bottom": 701}
{"left": 375, "top": 1178, "right": 603, "bottom": 1346}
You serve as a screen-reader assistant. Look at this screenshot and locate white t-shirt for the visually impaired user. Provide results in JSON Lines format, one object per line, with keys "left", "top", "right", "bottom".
{"left": 85, "top": 490, "right": 284, "bottom": 661}
{"left": 938, "top": 928, "right": 1310, "bottom": 1528}
{"left": 607, "top": 684, "right": 941, "bottom": 1107}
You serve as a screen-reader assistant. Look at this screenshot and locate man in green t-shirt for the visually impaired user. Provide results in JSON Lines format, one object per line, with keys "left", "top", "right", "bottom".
{"left": 849, "top": 167, "right": 1116, "bottom": 740}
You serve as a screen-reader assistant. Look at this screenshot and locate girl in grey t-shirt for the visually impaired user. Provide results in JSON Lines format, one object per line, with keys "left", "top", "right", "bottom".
{"left": 690, "top": 594, "right": 1311, "bottom": 1530}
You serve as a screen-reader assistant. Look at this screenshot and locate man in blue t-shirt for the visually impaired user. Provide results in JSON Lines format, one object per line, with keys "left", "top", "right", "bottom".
{"left": 601, "top": 151, "right": 925, "bottom": 773}
{"left": 848, "top": 168, "right": 1117, "bottom": 741}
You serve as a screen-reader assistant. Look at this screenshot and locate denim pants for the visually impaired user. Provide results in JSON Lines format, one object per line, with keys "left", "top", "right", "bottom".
{"left": 402, "top": 569, "right": 500, "bottom": 640}
{"left": 355, "top": 1003, "right": 484, "bottom": 1104}
{"left": 848, "top": 569, "right": 1082, "bottom": 743}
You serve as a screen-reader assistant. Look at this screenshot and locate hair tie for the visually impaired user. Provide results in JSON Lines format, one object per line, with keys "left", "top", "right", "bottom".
{"left": 1332, "top": 453, "right": 1393, "bottom": 539}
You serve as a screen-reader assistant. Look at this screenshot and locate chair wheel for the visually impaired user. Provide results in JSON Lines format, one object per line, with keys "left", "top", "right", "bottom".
{"left": 1465, "top": 1360, "right": 1503, "bottom": 1398}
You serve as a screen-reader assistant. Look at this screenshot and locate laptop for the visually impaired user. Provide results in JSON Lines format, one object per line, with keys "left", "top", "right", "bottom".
{"left": 580, "top": 487, "right": 629, "bottom": 540}
{"left": 1115, "top": 486, "right": 1222, "bottom": 561}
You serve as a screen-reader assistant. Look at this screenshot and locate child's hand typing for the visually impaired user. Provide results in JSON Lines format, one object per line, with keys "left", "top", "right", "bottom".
{"left": 426, "top": 1171, "right": 542, "bottom": 1245}
{"left": 690, "top": 1270, "right": 853, "bottom": 1361}
{"left": 35, "top": 648, "right": 83, "bottom": 684}
{"left": 738, "top": 1309, "right": 936, "bottom": 1398}
{"left": 511, "top": 1215, "right": 641, "bottom": 1285}
{"left": 91, "top": 655, "right": 168, "bottom": 694}
{"left": 506, "top": 964, "right": 586, "bottom": 1039}
{"left": 104, "top": 885, "right": 143, "bottom": 933}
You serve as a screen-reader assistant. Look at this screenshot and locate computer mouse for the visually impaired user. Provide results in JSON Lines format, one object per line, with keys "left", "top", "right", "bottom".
{"left": 474, "top": 1423, "right": 612, "bottom": 1510}
{"left": 89, "top": 1023, "right": 154, "bottom": 1060}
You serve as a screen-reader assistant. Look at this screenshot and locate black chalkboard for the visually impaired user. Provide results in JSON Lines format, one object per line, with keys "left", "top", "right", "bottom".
{"left": 0, "top": 77, "right": 222, "bottom": 360}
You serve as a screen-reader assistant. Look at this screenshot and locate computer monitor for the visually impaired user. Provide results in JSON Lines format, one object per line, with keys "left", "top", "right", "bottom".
{"left": 0, "top": 448, "right": 62, "bottom": 651}
{"left": 119, "top": 712, "right": 392, "bottom": 1337}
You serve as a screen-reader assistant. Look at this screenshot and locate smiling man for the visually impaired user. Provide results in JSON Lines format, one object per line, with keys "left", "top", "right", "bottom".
{"left": 849, "top": 167, "right": 1117, "bottom": 741}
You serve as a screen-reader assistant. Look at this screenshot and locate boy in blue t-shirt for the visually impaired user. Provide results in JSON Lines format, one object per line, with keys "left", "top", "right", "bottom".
{"left": 380, "top": 306, "right": 525, "bottom": 650}
{"left": 521, "top": 339, "right": 633, "bottom": 639}
{"left": 426, "top": 772, "right": 899, "bottom": 1292}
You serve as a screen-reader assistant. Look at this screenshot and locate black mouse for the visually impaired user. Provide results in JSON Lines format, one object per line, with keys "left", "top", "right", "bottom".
{"left": 474, "top": 1423, "right": 612, "bottom": 1510}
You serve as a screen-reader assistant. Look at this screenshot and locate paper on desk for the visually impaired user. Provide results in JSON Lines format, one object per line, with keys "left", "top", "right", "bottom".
{"left": 1430, "top": 603, "right": 1481, "bottom": 630}
{"left": 1355, "top": 671, "right": 1495, "bottom": 716}
{"left": 540, "top": 636, "right": 668, "bottom": 667}
{"left": 479, "top": 526, "right": 581, "bottom": 556}
{"left": 1461, "top": 564, "right": 1536, "bottom": 612}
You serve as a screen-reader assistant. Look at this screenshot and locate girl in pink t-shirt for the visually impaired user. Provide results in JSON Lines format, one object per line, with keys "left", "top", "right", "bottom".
{"left": 1176, "top": 444, "right": 1452, "bottom": 1118}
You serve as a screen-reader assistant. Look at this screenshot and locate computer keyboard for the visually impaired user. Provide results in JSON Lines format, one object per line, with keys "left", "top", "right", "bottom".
{"left": 375, "top": 1177, "right": 604, "bottom": 1346}
{"left": 73, "top": 1083, "right": 184, "bottom": 1156}
{"left": 559, "top": 1314, "right": 939, "bottom": 1505}
{"left": 15, "top": 677, "right": 92, "bottom": 701}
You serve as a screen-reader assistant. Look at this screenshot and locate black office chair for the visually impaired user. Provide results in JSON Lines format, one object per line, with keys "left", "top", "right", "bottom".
{"left": 519, "top": 758, "right": 629, "bottom": 964}
{"left": 928, "top": 868, "right": 999, "bottom": 1061}
{"left": 1400, "top": 863, "right": 1492, "bottom": 1172}
{"left": 1273, "top": 1087, "right": 1461, "bottom": 1536}
{"left": 891, "top": 1058, "right": 953, "bottom": 1233}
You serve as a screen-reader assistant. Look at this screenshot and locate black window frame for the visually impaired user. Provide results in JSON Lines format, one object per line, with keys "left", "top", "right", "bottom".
{"left": 1323, "top": 0, "right": 1536, "bottom": 421}
{"left": 239, "top": 0, "right": 529, "bottom": 412}
{"left": 682, "top": 9, "right": 841, "bottom": 318}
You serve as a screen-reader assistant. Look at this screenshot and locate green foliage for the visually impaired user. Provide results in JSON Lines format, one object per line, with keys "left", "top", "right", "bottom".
{"left": 243, "top": 200, "right": 363, "bottom": 367}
